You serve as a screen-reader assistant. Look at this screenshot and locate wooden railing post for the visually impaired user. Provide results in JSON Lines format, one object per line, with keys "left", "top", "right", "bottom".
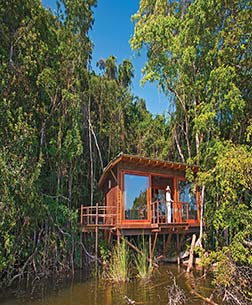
{"left": 95, "top": 203, "right": 98, "bottom": 225}
{"left": 95, "top": 203, "right": 99, "bottom": 260}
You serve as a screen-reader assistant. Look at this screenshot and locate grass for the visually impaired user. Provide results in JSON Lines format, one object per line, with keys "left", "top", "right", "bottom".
{"left": 106, "top": 239, "right": 129, "bottom": 282}
{"left": 135, "top": 238, "right": 153, "bottom": 281}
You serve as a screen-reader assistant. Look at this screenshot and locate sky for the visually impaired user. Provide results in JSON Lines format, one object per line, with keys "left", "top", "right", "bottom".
{"left": 42, "top": 0, "right": 169, "bottom": 115}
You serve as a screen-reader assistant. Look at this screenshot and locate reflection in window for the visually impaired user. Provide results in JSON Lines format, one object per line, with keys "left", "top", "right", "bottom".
{"left": 152, "top": 189, "right": 166, "bottom": 215}
{"left": 124, "top": 174, "right": 148, "bottom": 220}
{"left": 179, "top": 180, "right": 197, "bottom": 220}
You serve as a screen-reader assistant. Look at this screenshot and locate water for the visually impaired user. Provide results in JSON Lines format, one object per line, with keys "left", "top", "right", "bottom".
{"left": 0, "top": 265, "right": 214, "bottom": 305}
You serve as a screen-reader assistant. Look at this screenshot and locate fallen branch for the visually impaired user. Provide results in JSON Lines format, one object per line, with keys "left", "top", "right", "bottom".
{"left": 185, "top": 271, "right": 218, "bottom": 305}
{"left": 121, "top": 237, "right": 158, "bottom": 268}
{"left": 80, "top": 241, "right": 103, "bottom": 265}
{"left": 243, "top": 240, "right": 252, "bottom": 249}
{"left": 124, "top": 296, "right": 135, "bottom": 304}
{"left": 191, "top": 290, "right": 218, "bottom": 305}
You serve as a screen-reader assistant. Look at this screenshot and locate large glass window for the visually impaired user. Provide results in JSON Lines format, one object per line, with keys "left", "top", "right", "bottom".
{"left": 124, "top": 174, "right": 148, "bottom": 220}
{"left": 179, "top": 180, "right": 197, "bottom": 220}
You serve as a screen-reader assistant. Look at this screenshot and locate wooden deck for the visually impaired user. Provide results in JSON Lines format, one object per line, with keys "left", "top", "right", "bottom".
{"left": 80, "top": 202, "right": 200, "bottom": 235}
{"left": 80, "top": 202, "right": 200, "bottom": 263}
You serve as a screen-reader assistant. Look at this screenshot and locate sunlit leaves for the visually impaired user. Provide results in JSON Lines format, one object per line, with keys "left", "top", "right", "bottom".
{"left": 131, "top": 0, "right": 251, "bottom": 161}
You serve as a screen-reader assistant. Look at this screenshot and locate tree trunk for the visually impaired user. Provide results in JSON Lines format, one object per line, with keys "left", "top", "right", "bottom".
{"left": 196, "top": 185, "right": 205, "bottom": 248}
{"left": 187, "top": 234, "right": 196, "bottom": 273}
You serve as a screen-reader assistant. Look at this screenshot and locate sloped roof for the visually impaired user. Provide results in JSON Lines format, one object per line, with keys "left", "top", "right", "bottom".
{"left": 98, "top": 153, "right": 199, "bottom": 188}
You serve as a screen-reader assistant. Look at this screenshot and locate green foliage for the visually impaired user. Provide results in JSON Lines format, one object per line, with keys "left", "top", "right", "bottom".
{"left": 106, "top": 240, "right": 129, "bottom": 282}
{"left": 131, "top": 0, "right": 251, "bottom": 161}
{"left": 201, "top": 247, "right": 252, "bottom": 304}
{"left": 89, "top": 56, "right": 171, "bottom": 170}
{"left": 1, "top": 0, "right": 169, "bottom": 285}
{"left": 134, "top": 238, "right": 153, "bottom": 281}
{"left": 131, "top": 0, "right": 252, "bottom": 280}
{"left": 99, "top": 239, "right": 111, "bottom": 263}
{"left": 198, "top": 143, "right": 252, "bottom": 260}
{"left": 0, "top": 0, "right": 95, "bottom": 285}
{"left": 1, "top": 0, "right": 251, "bottom": 288}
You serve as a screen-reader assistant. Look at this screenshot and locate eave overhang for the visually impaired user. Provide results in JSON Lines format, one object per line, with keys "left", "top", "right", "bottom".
{"left": 98, "top": 153, "right": 199, "bottom": 189}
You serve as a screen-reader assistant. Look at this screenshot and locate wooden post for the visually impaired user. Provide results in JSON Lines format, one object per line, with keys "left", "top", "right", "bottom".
{"left": 176, "top": 234, "right": 180, "bottom": 265}
{"left": 117, "top": 229, "right": 121, "bottom": 245}
{"left": 163, "top": 233, "right": 172, "bottom": 257}
{"left": 94, "top": 203, "right": 99, "bottom": 273}
{"left": 108, "top": 229, "right": 112, "bottom": 244}
{"left": 95, "top": 203, "right": 98, "bottom": 257}
{"left": 151, "top": 232, "right": 158, "bottom": 259}
{"left": 149, "top": 234, "right": 152, "bottom": 265}
{"left": 187, "top": 234, "right": 196, "bottom": 273}
{"left": 122, "top": 237, "right": 158, "bottom": 268}
{"left": 80, "top": 232, "right": 83, "bottom": 268}
{"left": 163, "top": 234, "right": 165, "bottom": 255}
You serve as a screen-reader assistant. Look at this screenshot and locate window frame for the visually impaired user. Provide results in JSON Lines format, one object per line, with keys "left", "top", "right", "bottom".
{"left": 177, "top": 177, "right": 199, "bottom": 223}
{"left": 121, "top": 170, "right": 151, "bottom": 223}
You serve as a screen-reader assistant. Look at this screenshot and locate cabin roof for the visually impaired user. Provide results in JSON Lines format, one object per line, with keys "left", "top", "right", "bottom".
{"left": 98, "top": 153, "right": 199, "bottom": 188}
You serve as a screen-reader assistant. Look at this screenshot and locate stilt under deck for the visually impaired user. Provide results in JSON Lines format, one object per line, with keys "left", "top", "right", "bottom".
{"left": 80, "top": 203, "right": 200, "bottom": 264}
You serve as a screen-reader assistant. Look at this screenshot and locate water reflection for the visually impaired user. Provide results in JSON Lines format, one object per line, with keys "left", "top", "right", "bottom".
{"left": 0, "top": 265, "right": 213, "bottom": 305}
{"left": 104, "top": 285, "right": 112, "bottom": 305}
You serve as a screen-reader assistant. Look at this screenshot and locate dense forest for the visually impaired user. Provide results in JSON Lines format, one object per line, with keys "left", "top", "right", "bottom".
{"left": 0, "top": 0, "right": 251, "bottom": 297}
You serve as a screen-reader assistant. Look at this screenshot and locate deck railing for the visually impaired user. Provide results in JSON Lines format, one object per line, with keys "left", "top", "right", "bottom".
{"left": 81, "top": 201, "right": 197, "bottom": 227}
{"left": 80, "top": 204, "right": 117, "bottom": 226}
{"left": 150, "top": 200, "right": 195, "bottom": 224}
{"left": 151, "top": 200, "right": 172, "bottom": 224}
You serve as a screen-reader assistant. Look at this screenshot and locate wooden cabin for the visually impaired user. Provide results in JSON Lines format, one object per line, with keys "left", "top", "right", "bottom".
{"left": 81, "top": 153, "right": 201, "bottom": 239}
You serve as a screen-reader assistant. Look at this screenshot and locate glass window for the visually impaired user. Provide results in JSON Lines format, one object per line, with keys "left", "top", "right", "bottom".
{"left": 179, "top": 180, "right": 197, "bottom": 220}
{"left": 124, "top": 174, "right": 148, "bottom": 220}
{"left": 152, "top": 188, "right": 166, "bottom": 215}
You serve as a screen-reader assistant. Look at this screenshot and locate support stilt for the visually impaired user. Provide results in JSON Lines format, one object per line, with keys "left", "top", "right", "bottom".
{"left": 163, "top": 233, "right": 172, "bottom": 257}
{"left": 80, "top": 232, "right": 83, "bottom": 269}
{"left": 117, "top": 229, "right": 121, "bottom": 245}
{"left": 95, "top": 227, "right": 98, "bottom": 257}
{"left": 120, "top": 236, "right": 158, "bottom": 267}
{"left": 162, "top": 234, "right": 165, "bottom": 255}
{"left": 95, "top": 204, "right": 99, "bottom": 273}
{"left": 151, "top": 232, "right": 158, "bottom": 259}
{"left": 108, "top": 229, "right": 112, "bottom": 244}
{"left": 176, "top": 234, "right": 181, "bottom": 265}
{"left": 149, "top": 234, "right": 152, "bottom": 265}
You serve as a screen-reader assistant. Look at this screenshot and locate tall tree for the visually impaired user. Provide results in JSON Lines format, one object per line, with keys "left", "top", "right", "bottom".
{"left": 131, "top": 0, "right": 251, "bottom": 162}
{"left": 0, "top": 0, "right": 96, "bottom": 284}
{"left": 131, "top": 0, "right": 252, "bottom": 257}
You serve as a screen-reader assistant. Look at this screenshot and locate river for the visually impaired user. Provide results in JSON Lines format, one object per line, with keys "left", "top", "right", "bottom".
{"left": 0, "top": 265, "right": 214, "bottom": 305}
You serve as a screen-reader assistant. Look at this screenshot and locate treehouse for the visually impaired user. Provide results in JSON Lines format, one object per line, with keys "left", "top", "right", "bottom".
{"left": 81, "top": 153, "right": 201, "bottom": 239}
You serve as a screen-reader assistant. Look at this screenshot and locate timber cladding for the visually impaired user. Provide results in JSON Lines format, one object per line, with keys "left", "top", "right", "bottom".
{"left": 99, "top": 153, "right": 200, "bottom": 228}
{"left": 105, "top": 186, "right": 117, "bottom": 225}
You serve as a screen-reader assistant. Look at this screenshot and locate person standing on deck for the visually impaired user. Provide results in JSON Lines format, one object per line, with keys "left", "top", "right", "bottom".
{"left": 166, "top": 185, "right": 173, "bottom": 223}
